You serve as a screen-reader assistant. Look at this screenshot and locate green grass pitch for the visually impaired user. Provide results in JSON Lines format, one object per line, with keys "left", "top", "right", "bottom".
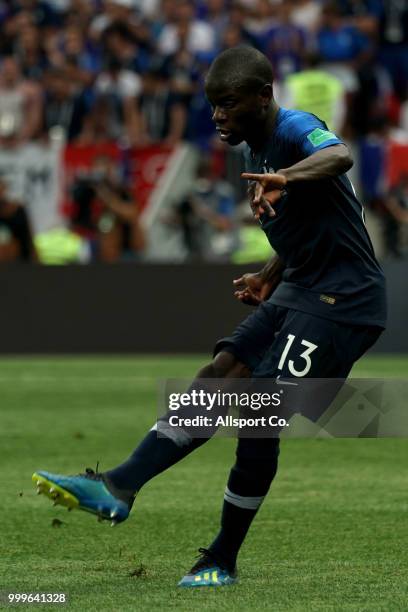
{"left": 0, "top": 355, "right": 407, "bottom": 611}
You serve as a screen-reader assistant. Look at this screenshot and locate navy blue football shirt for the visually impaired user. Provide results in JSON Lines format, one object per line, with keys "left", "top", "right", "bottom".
{"left": 243, "top": 107, "right": 387, "bottom": 328}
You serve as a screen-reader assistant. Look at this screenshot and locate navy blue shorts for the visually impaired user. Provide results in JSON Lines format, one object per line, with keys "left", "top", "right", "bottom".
{"left": 214, "top": 301, "right": 382, "bottom": 379}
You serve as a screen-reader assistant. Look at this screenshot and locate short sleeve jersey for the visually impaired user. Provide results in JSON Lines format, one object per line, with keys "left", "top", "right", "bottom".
{"left": 243, "top": 108, "right": 387, "bottom": 328}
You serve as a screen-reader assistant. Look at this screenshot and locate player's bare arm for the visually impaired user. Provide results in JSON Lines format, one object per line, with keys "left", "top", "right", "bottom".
{"left": 242, "top": 144, "right": 353, "bottom": 218}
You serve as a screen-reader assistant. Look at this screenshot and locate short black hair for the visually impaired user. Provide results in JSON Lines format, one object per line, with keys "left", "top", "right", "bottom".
{"left": 206, "top": 46, "right": 273, "bottom": 92}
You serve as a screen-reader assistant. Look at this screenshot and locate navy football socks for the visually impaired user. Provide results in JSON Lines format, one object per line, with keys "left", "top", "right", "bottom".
{"left": 105, "top": 430, "right": 207, "bottom": 493}
{"left": 209, "top": 443, "right": 279, "bottom": 570}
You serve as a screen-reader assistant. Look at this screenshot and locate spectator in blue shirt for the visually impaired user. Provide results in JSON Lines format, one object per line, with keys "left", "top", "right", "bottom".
{"left": 317, "top": 1, "right": 373, "bottom": 97}
{"left": 261, "top": 2, "right": 308, "bottom": 81}
{"left": 318, "top": 2, "right": 371, "bottom": 64}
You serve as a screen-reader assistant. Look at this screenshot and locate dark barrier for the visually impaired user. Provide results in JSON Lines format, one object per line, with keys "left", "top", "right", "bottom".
{"left": 0, "top": 261, "right": 406, "bottom": 353}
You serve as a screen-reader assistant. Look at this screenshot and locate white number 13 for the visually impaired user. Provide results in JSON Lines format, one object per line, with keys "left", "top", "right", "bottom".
{"left": 277, "top": 334, "right": 318, "bottom": 377}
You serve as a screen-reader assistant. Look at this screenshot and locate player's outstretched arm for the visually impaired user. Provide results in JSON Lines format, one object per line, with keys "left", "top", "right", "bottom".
{"left": 242, "top": 144, "right": 353, "bottom": 217}
{"left": 243, "top": 144, "right": 352, "bottom": 188}
{"left": 275, "top": 143, "right": 353, "bottom": 183}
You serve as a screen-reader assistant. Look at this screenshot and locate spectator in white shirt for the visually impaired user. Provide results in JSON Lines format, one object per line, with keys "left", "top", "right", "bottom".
{"left": 94, "top": 56, "right": 142, "bottom": 143}
{"left": 157, "top": 0, "right": 216, "bottom": 56}
{"left": 0, "top": 55, "right": 43, "bottom": 144}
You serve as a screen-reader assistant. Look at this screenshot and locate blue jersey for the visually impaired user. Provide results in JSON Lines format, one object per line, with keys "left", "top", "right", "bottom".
{"left": 243, "top": 108, "right": 387, "bottom": 328}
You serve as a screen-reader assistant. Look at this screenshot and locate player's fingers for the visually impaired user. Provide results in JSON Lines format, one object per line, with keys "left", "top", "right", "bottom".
{"left": 235, "top": 290, "right": 251, "bottom": 302}
{"left": 241, "top": 173, "right": 265, "bottom": 182}
{"left": 253, "top": 182, "right": 264, "bottom": 205}
{"left": 256, "top": 197, "right": 276, "bottom": 218}
{"left": 260, "top": 198, "right": 274, "bottom": 216}
{"left": 250, "top": 198, "right": 258, "bottom": 218}
{"left": 234, "top": 287, "right": 248, "bottom": 296}
{"left": 264, "top": 189, "right": 284, "bottom": 206}
{"left": 235, "top": 286, "right": 254, "bottom": 299}
{"left": 243, "top": 286, "right": 258, "bottom": 298}
{"left": 251, "top": 206, "right": 261, "bottom": 220}
{"left": 251, "top": 196, "right": 266, "bottom": 219}
{"left": 247, "top": 181, "right": 256, "bottom": 196}
{"left": 269, "top": 173, "right": 287, "bottom": 188}
{"left": 235, "top": 274, "right": 258, "bottom": 291}
{"left": 243, "top": 172, "right": 287, "bottom": 190}
{"left": 233, "top": 276, "right": 246, "bottom": 288}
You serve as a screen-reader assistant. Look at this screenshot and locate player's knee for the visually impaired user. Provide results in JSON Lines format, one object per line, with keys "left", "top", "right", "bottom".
{"left": 211, "top": 351, "right": 235, "bottom": 377}
{"left": 196, "top": 362, "right": 218, "bottom": 378}
{"left": 197, "top": 351, "right": 249, "bottom": 378}
{"left": 212, "top": 351, "right": 250, "bottom": 378}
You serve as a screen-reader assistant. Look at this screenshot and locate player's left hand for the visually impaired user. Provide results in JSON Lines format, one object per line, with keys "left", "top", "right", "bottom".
{"left": 241, "top": 172, "right": 287, "bottom": 219}
{"left": 233, "top": 272, "right": 275, "bottom": 306}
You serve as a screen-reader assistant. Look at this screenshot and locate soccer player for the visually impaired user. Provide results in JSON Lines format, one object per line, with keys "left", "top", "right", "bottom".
{"left": 32, "top": 46, "right": 387, "bottom": 587}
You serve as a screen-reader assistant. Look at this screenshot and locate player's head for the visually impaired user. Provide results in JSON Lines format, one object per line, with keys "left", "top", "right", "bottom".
{"left": 205, "top": 46, "right": 274, "bottom": 146}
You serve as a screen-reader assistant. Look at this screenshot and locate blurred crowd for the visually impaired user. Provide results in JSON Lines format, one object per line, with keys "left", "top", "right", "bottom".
{"left": 0, "top": 0, "right": 407, "bottom": 263}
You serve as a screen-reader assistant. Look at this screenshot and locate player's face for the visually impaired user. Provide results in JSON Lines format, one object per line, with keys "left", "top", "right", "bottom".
{"left": 205, "top": 82, "right": 267, "bottom": 146}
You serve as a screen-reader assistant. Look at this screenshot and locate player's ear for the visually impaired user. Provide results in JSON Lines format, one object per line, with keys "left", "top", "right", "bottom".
{"left": 259, "top": 83, "right": 273, "bottom": 108}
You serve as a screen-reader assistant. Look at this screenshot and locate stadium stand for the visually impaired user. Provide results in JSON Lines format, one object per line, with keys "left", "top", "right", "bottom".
{"left": 0, "top": 0, "right": 406, "bottom": 263}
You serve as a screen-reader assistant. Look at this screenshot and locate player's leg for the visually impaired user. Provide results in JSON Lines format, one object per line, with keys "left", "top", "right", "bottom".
{"left": 101, "top": 351, "right": 251, "bottom": 495}
{"left": 33, "top": 301, "right": 282, "bottom": 522}
{"left": 207, "top": 436, "right": 279, "bottom": 570}
{"left": 179, "top": 432, "right": 281, "bottom": 587}
{"left": 32, "top": 351, "right": 251, "bottom": 523}
{"left": 103, "top": 300, "right": 284, "bottom": 508}
{"left": 179, "top": 307, "right": 382, "bottom": 586}
{"left": 178, "top": 436, "right": 280, "bottom": 587}
{"left": 179, "top": 305, "right": 287, "bottom": 586}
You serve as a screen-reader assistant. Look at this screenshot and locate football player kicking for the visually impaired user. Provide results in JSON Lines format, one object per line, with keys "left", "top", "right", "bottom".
{"left": 33, "top": 47, "right": 386, "bottom": 587}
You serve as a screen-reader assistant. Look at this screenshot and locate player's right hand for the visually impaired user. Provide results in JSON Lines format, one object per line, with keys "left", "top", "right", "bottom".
{"left": 242, "top": 172, "right": 287, "bottom": 219}
{"left": 233, "top": 272, "right": 273, "bottom": 306}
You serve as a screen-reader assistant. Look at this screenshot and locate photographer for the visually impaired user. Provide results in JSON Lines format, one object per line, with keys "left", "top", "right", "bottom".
{"left": 173, "top": 157, "right": 238, "bottom": 261}
{"left": 0, "top": 178, "right": 37, "bottom": 263}
{"left": 70, "top": 155, "right": 145, "bottom": 262}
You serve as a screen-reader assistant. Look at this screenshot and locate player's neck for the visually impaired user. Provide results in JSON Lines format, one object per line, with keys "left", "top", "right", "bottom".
{"left": 246, "top": 103, "right": 280, "bottom": 154}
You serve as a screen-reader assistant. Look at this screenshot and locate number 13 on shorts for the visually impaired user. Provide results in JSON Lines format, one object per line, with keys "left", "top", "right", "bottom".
{"left": 277, "top": 334, "right": 318, "bottom": 377}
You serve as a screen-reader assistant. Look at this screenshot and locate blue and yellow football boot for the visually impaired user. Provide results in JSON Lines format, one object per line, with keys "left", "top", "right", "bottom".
{"left": 32, "top": 468, "right": 134, "bottom": 525}
{"left": 178, "top": 548, "right": 237, "bottom": 587}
